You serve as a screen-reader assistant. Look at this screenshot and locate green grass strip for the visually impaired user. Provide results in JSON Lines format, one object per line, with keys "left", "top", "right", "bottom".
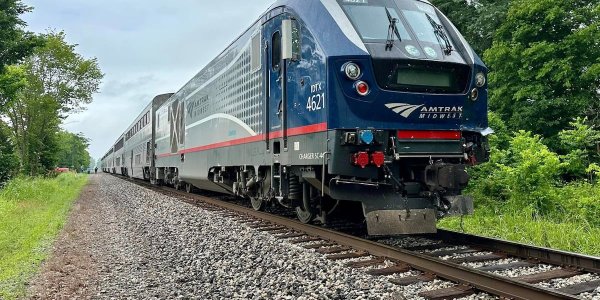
{"left": 439, "top": 210, "right": 600, "bottom": 257}
{"left": 0, "top": 173, "right": 88, "bottom": 300}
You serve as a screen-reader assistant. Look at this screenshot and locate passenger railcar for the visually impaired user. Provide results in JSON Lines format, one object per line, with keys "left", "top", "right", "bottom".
{"left": 121, "top": 104, "right": 153, "bottom": 180}
{"left": 102, "top": 0, "right": 492, "bottom": 235}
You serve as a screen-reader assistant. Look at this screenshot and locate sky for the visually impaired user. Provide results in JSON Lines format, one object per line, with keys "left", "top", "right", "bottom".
{"left": 22, "top": 0, "right": 274, "bottom": 161}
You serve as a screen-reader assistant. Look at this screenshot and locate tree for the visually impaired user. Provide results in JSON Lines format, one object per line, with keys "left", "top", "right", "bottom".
{"left": 0, "top": 120, "right": 18, "bottom": 186}
{"left": 0, "top": 0, "right": 43, "bottom": 180}
{"left": 484, "top": 0, "right": 600, "bottom": 146}
{"left": 431, "top": 0, "right": 511, "bottom": 55}
{"left": 55, "top": 131, "right": 91, "bottom": 171}
{"left": 23, "top": 31, "right": 103, "bottom": 116}
{"left": 0, "top": 0, "right": 42, "bottom": 70}
{"left": 0, "top": 65, "right": 27, "bottom": 109}
{"left": 3, "top": 31, "right": 103, "bottom": 175}
{"left": 558, "top": 118, "right": 600, "bottom": 178}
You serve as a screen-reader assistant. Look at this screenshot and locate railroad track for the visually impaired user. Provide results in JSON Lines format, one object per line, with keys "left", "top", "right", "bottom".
{"left": 118, "top": 175, "right": 600, "bottom": 300}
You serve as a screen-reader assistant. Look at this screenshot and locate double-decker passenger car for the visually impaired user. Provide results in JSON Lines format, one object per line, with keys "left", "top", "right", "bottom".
{"left": 102, "top": 0, "right": 491, "bottom": 235}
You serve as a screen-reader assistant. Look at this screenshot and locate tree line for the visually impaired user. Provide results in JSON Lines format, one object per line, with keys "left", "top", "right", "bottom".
{"left": 431, "top": 0, "right": 600, "bottom": 219}
{"left": 0, "top": 0, "right": 103, "bottom": 185}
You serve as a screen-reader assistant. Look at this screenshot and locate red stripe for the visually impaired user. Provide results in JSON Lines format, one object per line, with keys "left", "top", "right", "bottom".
{"left": 156, "top": 122, "right": 327, "bottom": 158}
{"left": 397, "top": 130, "right": 461, "bottom": 140}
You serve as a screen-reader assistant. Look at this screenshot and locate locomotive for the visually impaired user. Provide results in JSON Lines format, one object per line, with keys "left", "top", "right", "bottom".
{"left": 101, "top": 0, "right": 491, "bottom": 235}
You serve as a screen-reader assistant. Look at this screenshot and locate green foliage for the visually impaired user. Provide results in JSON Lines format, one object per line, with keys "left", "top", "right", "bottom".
{"left": 468, "top": 130, "right": 561, "bottom": 215}
{"left": 55, "top": 131, "right": 91, "bottom": 171}
{"left": 0, "top": 173, "right": 88, "bottom": 299}
{"left": 487, "top": 111, "right": 510, "bottom": 149}
{"left": 2, "top": 31, "right": 102, "bottom": 175}
{"left": 431, "top": 0, "right": 511, "bottom": 55}
{"left": 484, "top": 0, "right": 600, "bottom": 143}
{"left": 439, "top": 208, "right": 600, "bottom": 256}
{"left": 0, "top": 121, "right": 18, "bottom": 186}
{"left": 23, "top": 31, "right": 103, "bottom": 116}
{"left": 0, "top": 65, "right": 27, "bottom": 109}
{"left": 557, "top": 118, "right": 600, "bottom": 178}
{"left": 0, "top": 0, "right": 42, "bottom": 70}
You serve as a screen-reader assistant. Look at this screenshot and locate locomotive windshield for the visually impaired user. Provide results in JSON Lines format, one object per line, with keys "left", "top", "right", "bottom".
{"left": 338, "top": 0, "right": 470, "bottom": 94}
{"left": 338, "top": 0, "right": 456, "bottom": 55}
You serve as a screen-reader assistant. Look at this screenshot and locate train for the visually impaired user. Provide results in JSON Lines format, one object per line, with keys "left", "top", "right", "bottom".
{"left": 101, "top": 0, "right": 492, "bottom": 236}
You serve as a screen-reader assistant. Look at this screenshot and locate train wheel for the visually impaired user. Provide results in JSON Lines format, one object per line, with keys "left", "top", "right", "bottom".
{"left": 295, "top": 205, "right": 315, "bottom": 223}
{"left": 174, "top": 181, "right": 181, "bottom": 190}
{"left": 295, "top": 182, "right": 315, "bottom": 223}
{"left": 185, "top": 183, "right": 194, "bottom": 193}
{"left": 250, "top": 196, "right": 266, "bottom": 211}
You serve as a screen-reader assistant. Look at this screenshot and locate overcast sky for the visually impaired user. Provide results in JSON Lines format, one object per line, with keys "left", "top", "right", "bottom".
{"left": 22, "top": 0, "right": 274, "bottom": 161}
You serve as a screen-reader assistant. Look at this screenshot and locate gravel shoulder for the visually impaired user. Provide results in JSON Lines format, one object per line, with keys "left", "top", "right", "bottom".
{"left": 27, "top": 174, "right": 415, "bottom": 299}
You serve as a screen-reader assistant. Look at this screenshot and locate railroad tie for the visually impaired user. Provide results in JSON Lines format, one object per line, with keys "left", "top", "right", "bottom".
{"left": 256, "top": 226, "right": 286, "bottom": 232}
{"left": 275, "top": 233, "right": 306, "bottom": 239}
{"left": 403, "top": 243, "right": 452, "bottom": 251}
{"left": 427, "top": 248, "right": 480, "bottom": 257}
{"left": 515, "top": 268, "right": 581, "bottom": 284}
{"left": 345, "top": 258, "right": 385, "bottom": 268}
{"left": 315, "top": 246, "right": 351, "bottom": 255}
{"left": 289, "top": 237, "right": 321, "bottom": 244}
{"left": 389, "top": 273, "right": 436, "bottom": 286}
{"left": 365, "top": 264, "right": 411, "bottom": 276}
{"left": 557, "top": 279, "right": 600, "bottom": 295}
{"left": 219, "top": 214, "right": 239, "bottom": 217}
{"left": 248, "top": 223, "right": 273, "bottom": 229}
{"left": 326, "top": 251, "right": 370, "bottom": 261}
{"left": 236, "top": 220, "right": 258, "bottom": 224}
{"left": 477, "top": 261, "right": 536, "bottom": 272}
{"left": 449, "top": 253, "right": 505, "bottom": 264}
{"left": 419, "top": 285, "right": 474, "bottom": 300}
{"left": 303, "top": 242, "right": 335, "bottom": 249}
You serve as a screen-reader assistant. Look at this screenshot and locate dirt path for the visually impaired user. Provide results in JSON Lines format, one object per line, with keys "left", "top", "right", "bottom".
{"left": 27, "top": 176, "right": 105, "bottom": 299}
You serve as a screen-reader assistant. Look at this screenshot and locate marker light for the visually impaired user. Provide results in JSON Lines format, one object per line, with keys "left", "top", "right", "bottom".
{"left": 352, "top": 152, "right": 370, "bottom": 169}
{"left": 345, "top": 63, "right": 361, "bottom": 80}
{"left": 371, "top": 152, "right": 385, "bottom": 168}
{"left": 356, "top": 81, "right": 369, "bottom": 96}
{"left": 475, "top": 72, "right": 486, "bottom": 87}
{"left": 359, "top": 130, "right": 374, "bottom": 145}
{"left": 470, "top": 88, "right": 479, "bottom": 101}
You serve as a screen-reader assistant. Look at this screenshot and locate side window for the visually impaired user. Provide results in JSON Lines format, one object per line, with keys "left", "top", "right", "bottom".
{"left": 250, "top": 32, "right": 262, "bottom": 73}
{"left": 271, "top": 31, "right": 281, "bottom": 71}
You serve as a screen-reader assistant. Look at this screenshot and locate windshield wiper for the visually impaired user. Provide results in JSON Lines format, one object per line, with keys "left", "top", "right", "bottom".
{"left": 385, "top": 7, "right": 402, "bottom": 51}
{"left": 425, "top": 13, "right": 453, "bottom": 55}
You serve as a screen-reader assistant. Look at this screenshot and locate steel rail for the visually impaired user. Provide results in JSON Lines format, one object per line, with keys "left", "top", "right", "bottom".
{"left": 435, "top": 229, "right": 600, "bottom": 274}
{"left": 136, "top": 180, "right": 579, "bottom": 300}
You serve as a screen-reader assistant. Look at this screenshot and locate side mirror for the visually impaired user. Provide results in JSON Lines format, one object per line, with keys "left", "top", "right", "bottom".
{"left": 281, "top": 19, "right": 300, "bottom": 61}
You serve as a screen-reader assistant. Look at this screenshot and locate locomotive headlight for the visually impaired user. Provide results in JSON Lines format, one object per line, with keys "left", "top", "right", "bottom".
{"left": 344, "top": 62, "right": 361, "bottom": 80}
{"left": 475, "top": 72, "right": 486, "bottom": 87}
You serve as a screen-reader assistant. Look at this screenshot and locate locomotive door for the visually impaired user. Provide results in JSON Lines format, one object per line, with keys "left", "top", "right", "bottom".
{"left": 265, "top": 14, "right": 287, "bottom": 153}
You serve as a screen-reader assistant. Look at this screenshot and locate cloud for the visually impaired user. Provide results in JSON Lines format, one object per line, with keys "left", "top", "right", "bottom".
{"left": 23, "top": 0, "right": 274, "bottom": 159}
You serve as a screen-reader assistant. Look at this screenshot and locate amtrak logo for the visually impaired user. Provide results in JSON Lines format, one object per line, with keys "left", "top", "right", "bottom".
{"left": 386, "top": 103, "right": 425, "bottom": 118}
{"left": 386, "top": 103, "right": 463, "bottom": 119}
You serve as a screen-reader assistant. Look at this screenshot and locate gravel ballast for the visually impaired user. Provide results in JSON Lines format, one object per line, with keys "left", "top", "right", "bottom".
{"left": 28, "top": 174, "right": 472, "bottom": 299}
{"left": 30, "top": 174, "right": 600, "bottom": 300}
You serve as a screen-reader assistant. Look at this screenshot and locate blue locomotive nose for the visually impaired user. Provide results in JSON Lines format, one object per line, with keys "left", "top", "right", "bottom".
{"left": 359, "top": 130, "right": 374, "bottom": 145}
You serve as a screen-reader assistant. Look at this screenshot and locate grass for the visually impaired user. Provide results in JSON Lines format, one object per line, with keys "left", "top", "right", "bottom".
{"left": 439, "top": 208, "right": 600, "bottom": 257}
{"left": 0, "top": 173, "right": 88, "bottom": 300}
